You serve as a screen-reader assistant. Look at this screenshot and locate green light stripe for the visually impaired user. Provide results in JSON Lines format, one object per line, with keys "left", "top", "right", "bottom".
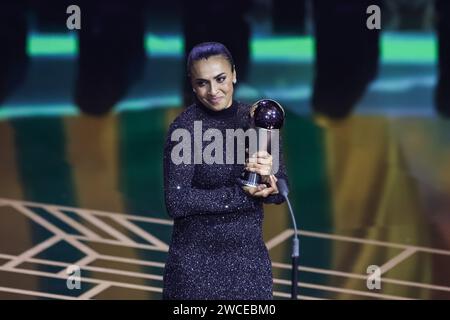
{"left": 251, "top": 37, "right": 314, "bottom": 61}
{"left": 0, "top": 104, "right": 78, "bottom": 120}
{"left": 145, "top": 34, "right": 183, "bottom": 56}
{"left": 381, "top": 33, "right": 437, "bottom": 63}
{"left": 27, "top": 32, "right": 437, "bottom": 63}
{"left": 27, "top": 33, "right": 78, "bottom": 56}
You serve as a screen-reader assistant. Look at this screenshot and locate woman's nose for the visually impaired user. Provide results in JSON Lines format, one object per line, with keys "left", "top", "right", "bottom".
{"left": 208, "top": 83, "right": 218, "bottom": 95}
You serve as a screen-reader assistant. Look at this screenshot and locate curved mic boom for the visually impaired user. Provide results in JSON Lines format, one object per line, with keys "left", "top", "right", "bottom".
{"left": 276, "top": 178, "right": 300, "bottom": 300}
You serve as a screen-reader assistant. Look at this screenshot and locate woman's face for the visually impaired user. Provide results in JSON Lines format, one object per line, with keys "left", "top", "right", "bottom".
{"left": 190, "top": 55, "right": 237, "bottom": 112}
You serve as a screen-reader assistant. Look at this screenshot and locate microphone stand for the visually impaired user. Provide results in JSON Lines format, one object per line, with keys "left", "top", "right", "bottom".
{"left": 277, "top": 179, "right": 299, "bottom": 300}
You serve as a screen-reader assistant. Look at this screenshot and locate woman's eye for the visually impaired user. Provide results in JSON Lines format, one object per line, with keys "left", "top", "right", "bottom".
{"left": 217, "top": 77, "right": 226, "bottom": 83}
{"left": 196, "top": 82, "right": 206, "bottom": 87}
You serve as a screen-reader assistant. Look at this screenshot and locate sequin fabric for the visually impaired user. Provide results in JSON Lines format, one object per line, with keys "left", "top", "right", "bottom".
{"left": 162, "top": 100, "right": 288, "bottom": 300}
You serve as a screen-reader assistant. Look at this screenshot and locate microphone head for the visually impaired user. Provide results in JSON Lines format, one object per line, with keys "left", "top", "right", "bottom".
{"left": 276, "top": 178, "right": 289, "bottom": 198}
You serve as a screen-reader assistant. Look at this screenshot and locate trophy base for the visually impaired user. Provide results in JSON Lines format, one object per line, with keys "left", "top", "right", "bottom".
{"left": 237, "top": 178, "right": 260, "bottom": 188}
{"left": 237, "top": 171, "right": 261, "bottom": 188}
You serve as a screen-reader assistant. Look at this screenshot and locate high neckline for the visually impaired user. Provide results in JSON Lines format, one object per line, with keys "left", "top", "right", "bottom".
{"left": 197, "top": 99, "right": 238, "bottom": 120}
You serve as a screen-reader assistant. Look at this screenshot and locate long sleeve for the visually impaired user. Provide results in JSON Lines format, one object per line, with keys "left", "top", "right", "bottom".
{"left": 163, "top": 122, "right": 260, "bottom": 219}
{"left": 263, "top": 133, "right": 289, "bottom": 205}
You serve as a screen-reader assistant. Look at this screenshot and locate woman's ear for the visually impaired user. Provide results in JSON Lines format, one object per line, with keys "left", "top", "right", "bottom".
{"left": 232, "top": 68, "right": 237, "bottom": 84}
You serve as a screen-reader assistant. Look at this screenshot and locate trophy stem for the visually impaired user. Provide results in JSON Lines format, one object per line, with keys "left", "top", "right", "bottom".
{"left": 257, "top": 127, "right": 272, "bottom": 153}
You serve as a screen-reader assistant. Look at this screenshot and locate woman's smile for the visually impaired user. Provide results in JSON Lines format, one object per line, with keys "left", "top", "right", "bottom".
{"left": 208, "top": 96, "right": 223, "bottom": 105}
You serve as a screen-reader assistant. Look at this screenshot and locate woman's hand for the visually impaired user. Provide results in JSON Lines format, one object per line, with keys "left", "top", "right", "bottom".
{"left": 242, "top": 151, "right": 279, "bottom": 198}
{"left": 245, "top": 151, "right": 273, "bottom": 177}
{"left": 242, "top": 174, "right": 279, "bottom": 198}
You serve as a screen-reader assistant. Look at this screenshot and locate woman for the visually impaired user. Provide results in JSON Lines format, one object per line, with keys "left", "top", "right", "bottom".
{"left": 162, "top": 42, "right": 288, "bottom": 300}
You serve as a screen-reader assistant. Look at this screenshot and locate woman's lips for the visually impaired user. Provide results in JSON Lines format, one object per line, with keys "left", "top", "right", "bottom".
{"left": 208, "top": 97, "right": 223, "bottom": 105}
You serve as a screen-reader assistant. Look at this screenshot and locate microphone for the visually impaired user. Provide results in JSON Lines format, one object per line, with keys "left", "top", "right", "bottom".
{"left": 276, "top": 178, "right": 299, "bottom": 300}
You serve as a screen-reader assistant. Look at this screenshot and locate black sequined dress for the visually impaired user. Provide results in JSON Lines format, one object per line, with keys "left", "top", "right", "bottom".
{"left": 162, "top": 100, "right": 288, "bottom": 300}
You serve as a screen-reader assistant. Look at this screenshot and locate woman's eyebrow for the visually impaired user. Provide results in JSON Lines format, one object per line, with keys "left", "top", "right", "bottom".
{"left": 214, "top": 73, "right": 226, "bottom": 79}
{"left": 195, "top": 73, "right": 226, "bottom": 82}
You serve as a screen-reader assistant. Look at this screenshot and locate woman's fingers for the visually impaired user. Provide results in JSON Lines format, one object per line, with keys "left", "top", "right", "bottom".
{"left": 252, "top": 176, "right": 279, "bottom": 197}
{"left": 242, "top": 184, "right": 266, "bottom": 196}
{"left": 242, "top": 186, "right": 256, "bottom": 195}
{"left": 251, "top": 151, "right": 270, "bottom": 158}
{"left": 248, "top": 151, "right": 272, "bottom": 165}
{"left": 245, "top": 163, "right": 272, "bottom": 176}
{"left": 245, "top": 152, "right": 273, "bottom": 176}
{"left": 253, "top": 186, "right": 275, "bottom": 198}
{"left": 267, "top": 175, "right": 279, "bottom": 194}
{"left": 242, "top": 177, "right": 279, "bottom": 198}
{"left": 246, "top": 153, "right": 272, "bottom": 176}
{"left": 248, "top": 157, "right": 271, "bottom": 165}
